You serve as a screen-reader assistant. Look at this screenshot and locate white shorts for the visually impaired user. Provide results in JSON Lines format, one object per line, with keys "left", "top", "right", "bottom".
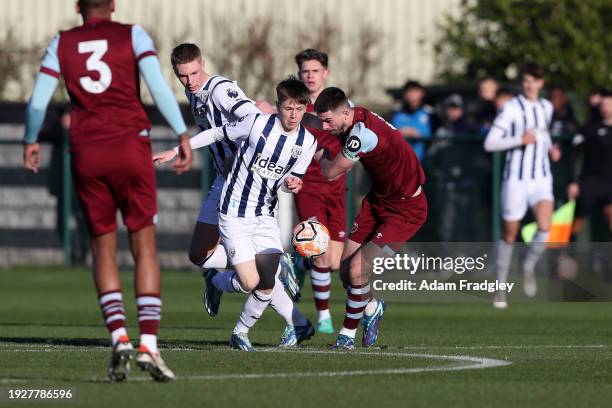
{"left": 501, "top": 177, "right": 554, "bottom": 221}
{"left": 196, "top": 175, "right": 224, "bottom": 225}
{"left": 218, "top": 213, "right": 283, "bottom": 265}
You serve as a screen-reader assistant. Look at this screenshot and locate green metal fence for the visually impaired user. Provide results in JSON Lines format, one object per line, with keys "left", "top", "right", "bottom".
{"left": 0, "top": 133, "right": 577, "bottom": 264}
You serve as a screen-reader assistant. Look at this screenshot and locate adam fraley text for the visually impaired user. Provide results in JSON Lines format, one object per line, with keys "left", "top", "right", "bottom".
{"left": 372, "top": 254, "right": 488, "bottom": 275}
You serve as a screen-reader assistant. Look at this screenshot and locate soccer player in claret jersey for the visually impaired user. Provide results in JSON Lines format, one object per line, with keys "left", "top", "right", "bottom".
{"left": 22, "top": 0, "right": 192, "bottom": 381}
{"left": 293, "top": 49, "right": 347, "bottom": 334}
{"left": 313, "top": 87, "right": 427, "bottom": 350}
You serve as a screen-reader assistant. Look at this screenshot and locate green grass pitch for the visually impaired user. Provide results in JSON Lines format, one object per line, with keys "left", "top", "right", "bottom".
{"left": 1, "top": 266, "right": 611, "bottom": 407}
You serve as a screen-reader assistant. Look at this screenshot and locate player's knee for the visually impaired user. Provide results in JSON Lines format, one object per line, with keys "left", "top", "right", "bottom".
{"left": 188, "top": 244, "right": 216, "bottom": 267}
{"left": 239, "top": 275, "right": 260, "bottom": 292}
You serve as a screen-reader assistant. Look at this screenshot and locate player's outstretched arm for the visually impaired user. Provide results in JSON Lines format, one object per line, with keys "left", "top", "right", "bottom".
{"left": 23, "top": 72, "right": 60, "bottom": 173}
{"left": 153, "top": 127, "right": 225, "bottom": 166}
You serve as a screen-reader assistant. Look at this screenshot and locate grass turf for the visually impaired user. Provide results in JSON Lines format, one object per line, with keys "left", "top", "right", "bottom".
{"left": 0, "top": 266, "right": 611, "bottom": 408}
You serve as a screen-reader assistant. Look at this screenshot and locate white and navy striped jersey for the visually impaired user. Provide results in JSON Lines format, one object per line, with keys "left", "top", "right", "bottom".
{"left": 218, "top": 113, "right": 317, "bottom": 218}
{"left": 484, "top": 94, "right": 554, "bottom": 181}
{"left": 186, "top": 75, "right": 260, "bottom": 176}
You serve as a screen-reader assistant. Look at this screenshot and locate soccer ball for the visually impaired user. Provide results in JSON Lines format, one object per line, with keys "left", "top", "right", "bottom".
{"left": 292, "top": 220, "right": 330, "bottom": 258}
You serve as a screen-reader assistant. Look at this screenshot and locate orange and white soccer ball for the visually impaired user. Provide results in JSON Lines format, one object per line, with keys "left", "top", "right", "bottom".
{"left": 292, "top": 220, "right": 330, "bottom": 258}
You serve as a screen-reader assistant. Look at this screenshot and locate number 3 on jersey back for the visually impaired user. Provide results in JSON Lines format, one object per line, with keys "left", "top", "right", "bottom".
{"left": 78, "top": 40, "right": 112, "bottom": 94}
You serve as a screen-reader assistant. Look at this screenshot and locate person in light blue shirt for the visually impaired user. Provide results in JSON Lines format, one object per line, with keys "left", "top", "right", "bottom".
{"left": 390, "top": 80, "right": 433, "bottom": 162}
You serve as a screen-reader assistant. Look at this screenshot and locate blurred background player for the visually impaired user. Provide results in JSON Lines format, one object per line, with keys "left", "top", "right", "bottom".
{"left": 22, "top": 0, "right": 192, "bottom": 381}
{"left": 567, "top": 90, "right": 612, "bottom": 239}
{"left": 293, "top": 49, "right": 346, "bottom": 334}
{"left": 314, "top": 87, "right": 427, "bottom": 350}
{"left": 158, "top": 78, "right": 317, "bottom": 351}
{"left": 157, "top": 43, "right": 310, "bottom": 342}
{"left": 390, "top": 80, "right": 433, "bottom": 162}
{"left": 484, "top": 63, "right": 561, "bottom": 308}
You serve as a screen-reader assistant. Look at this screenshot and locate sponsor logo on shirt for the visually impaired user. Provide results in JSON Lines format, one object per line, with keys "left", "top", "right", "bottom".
{"left": 250, "top": 154, "right": 291, "bottom": 180}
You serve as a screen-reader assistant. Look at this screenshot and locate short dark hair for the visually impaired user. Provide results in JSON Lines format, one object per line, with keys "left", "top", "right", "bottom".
{"left": 78, "top": 0, "right": 112, "bottom": 12}
{"left": 276, "top": 75, "right": 311, "bottom": 105}
{"left": 496, "top": 86, "right": 514, "bottom": 98}
{"left": 602, "top": 89, "right": 612, "bottom": 98}
{"left": 295, "top": 49, "right": 329, "bottom": 69}
{"left": 402, "top": 80, "right": 424, "bottom": 92}
{"left": 314, "top": 87, "right": 350, "bottom": 113}
{"left": 171, "top": 43, "right": 202, "bottom": 67}
{"left": 521, "top": 63, "right": 545, "bottom": 79}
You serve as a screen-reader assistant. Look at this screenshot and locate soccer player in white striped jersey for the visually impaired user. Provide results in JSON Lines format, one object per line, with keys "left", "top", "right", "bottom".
{"left": 484, "top": 63, "right": 561, "bottom": 308}
{"left": 157, "top": 45, "right": 310, "bottom": 343}
{"left": 155, "top": 77, "right": 317, "bottom": 350}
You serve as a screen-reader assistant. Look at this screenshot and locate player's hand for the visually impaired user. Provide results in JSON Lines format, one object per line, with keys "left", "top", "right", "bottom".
{"left": 285, "top": 176, "right": 303, "bottom": 194}
{"left": 173, "top": 133, "right": 193, "bottom": 174}
{"left": 567, "top": 182, "right": 580, "bottom": 200}
{"left": 314, "top": 148, "right": 324, "bottom": 162}
{"left": 550, "top": 144, "right": 561, "bottom": 162}
{"left": 521, "top": 130, "right": 536, "bottom": 145}
{"left": 401, "top": 127, "right": 420, "bottom": 138}
{"left": 23, "top": 142, "right": 41, "bottom": 173}
{"left": 153, "top": 149, "right": 178, "bottom": 166}
{"left": 256, "top": 100, "right": 277, "bottom": 114}
{"left": 314, "top": 148, "right": 330, "bottom": 163}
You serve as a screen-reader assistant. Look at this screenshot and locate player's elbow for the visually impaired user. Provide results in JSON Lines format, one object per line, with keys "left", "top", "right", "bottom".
{"left": 483, "top": 138, "right": 497, "bottom": 152}
{"left": 27, "top": 98, "right": 47, "bottom": 115}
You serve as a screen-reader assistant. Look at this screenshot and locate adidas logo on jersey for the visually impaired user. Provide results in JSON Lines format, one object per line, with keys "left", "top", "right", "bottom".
{"left": 250, "top": 154, "right": 290, "bottom": 180}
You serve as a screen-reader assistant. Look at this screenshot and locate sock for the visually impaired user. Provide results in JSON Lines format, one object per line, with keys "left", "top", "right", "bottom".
{"left": 311, "top": 265, "right": 331, "bottom": 320}
{"left": 234, "top": 290, "right": 272, "bottom": 334}
{"left": 269, "top": 275, "right": 308, "bottom": 327}
{"left": 340, "top": 282, "right": 371, "bottom": 338}
{"left": 203, "top": 244, "right": 230, "bottom": 269}
{"left": 136, "top": 295, "right": 161, "bottom": 353}
{"left": 364, "top": 298, "right": 379, "bottom": 316}
{"left": 523, "top": 230, "right": 549, "bottom": 273}
{"left": 496, "top": 240, "right": 514, "bottom": 285}
{"left": 99, "top": 291, "right": 127, "bottom": 346}
{"left": 212, "top": 270, "right": 246, "bottom": 293}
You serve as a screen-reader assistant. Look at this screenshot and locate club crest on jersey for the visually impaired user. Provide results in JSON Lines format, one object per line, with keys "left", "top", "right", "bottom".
{"left": 291, "top": 146, "right": 302, "bottom": 158}
{"left": 226, "top": 88, "right": 239, "bottom": 99}
{"left": 250, "top": 154, "right": 290, "bottom": 180}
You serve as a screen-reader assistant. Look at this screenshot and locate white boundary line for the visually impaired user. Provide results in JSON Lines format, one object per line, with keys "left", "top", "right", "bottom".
{"left": 0, "top": 348, "right": 511, "bottom": 383}
{"left": 0, "top": 344, "right": 609, "bottom": 352}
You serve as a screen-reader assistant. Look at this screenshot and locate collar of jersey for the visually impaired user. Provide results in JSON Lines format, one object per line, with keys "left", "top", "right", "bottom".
{"left": 84, "top": 17, "right": 112, "bottom": 26}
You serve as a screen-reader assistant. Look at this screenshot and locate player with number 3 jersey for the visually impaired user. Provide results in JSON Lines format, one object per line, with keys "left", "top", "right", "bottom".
{"left": 23, "top": 0, "right": 192, "bottom": 382}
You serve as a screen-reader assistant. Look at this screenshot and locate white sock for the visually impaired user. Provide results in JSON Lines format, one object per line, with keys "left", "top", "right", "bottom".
{"left": 317, "top": 309, "right": 331, "bottom": 321}
{"left": 364, "top": 298, "right": 379, "bottom": 316}
{"left": 234, "top": 290, "right": 272, "bottom": 334}
{"left": 339, "top": 327, "right": 357, "bottom": 338}
{"left": 203, "top": 244, "right": 229, "bottom": 269}
{"left": 269, "top": 275, "right": 307, "bottom": 327}
{"left": 212, "top": 271, "right": 245, "bottom": 293}
{"left": 140, "top": 334, "right": 158, "bottom": 354}
{"left": 111, "top": 327, "right": 127, "bottom": 346}
{"left": 523, "top": 230, "right": 549, "bottom": 273}
{"left": 496, "top": 240, "right": 514, "bottom": 284}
